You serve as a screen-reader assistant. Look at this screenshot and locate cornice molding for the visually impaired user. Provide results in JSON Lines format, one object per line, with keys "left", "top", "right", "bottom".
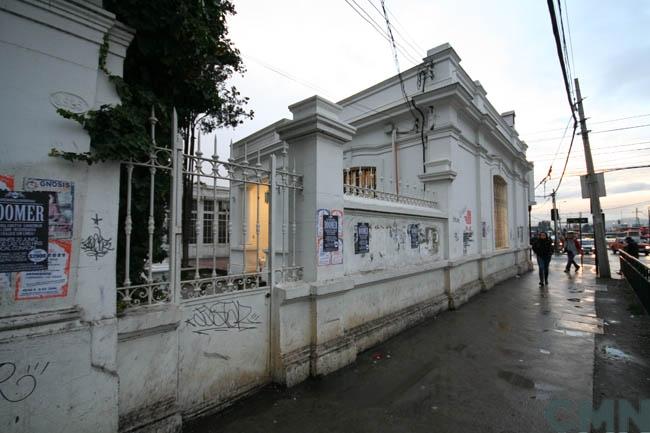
{"left": 277, "top": 112, "right": 356, "bottom": 144}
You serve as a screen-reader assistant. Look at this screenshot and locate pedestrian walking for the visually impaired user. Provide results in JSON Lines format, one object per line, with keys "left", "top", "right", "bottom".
{"left": 533, "top": 232, "right": 553, "bottom": 286}
{"left": 623, "top": 236, "right": 639, "bottom": 259}
{"left": 564, "top": 232, "right": 581, "bottom": 273}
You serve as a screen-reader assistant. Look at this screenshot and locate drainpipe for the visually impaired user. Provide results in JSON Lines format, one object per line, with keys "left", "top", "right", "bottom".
{"left": 392, "top": 127, "right": 399, "bottom": 195}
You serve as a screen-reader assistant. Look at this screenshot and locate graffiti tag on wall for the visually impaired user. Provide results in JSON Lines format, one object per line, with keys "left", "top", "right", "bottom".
{"left": 0, "top": 361, "right": 50, "bottom": 403}
{"left": 80, "top": 214, "right": 114, "bottom": 260}
{"left": 185, "top": 300, "right": 261, "bottom": 335}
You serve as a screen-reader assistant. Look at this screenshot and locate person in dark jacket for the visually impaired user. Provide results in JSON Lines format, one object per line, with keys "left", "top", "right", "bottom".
{"left": 533, "top": 232, "right": 554, "bottom": 286}
{"left": 624, "top": 237, "right": 639, "bottom": 258}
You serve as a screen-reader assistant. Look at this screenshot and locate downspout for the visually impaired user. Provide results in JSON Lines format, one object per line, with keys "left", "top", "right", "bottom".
{"left": 392, "top": 127, "right": 399, "bottom": 195}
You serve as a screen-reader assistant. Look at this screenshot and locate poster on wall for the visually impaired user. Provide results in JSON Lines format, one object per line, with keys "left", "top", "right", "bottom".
{"left": 0, "top": 191, "right": 49, "bottom": 273}
{"left": 0, "top": 174, "right": 14, "bottom": 191}
{"left": 316, "top": 208, "right": 344, "bottom": 266}
{"left": 354, "top": 222, "right": 370, "bottom": 254}
{"left": 15, "top": 239, "right": 71, "bottom": 300}
{"left": 24, "top": 177, "right": 74, "bottom": 239}
{"left": 409, "top": 224, "right": 419, "bottom": 248}
{"left": 323, "top": 215, "right": 339, "bottom": 252}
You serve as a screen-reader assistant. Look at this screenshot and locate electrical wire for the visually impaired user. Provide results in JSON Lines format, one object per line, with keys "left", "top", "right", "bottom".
{"left": 552, "top": 121, "right": 578, "bottom": 192}
{"left": 343, "top": 0, "right": 420, "bottom": 65}
{"left": 366, "top": 0, "right": 423, "bottom": 58}
{"left": 526, "top": 122, "right": 650, "bottom": 143}
{"left": 523, "top": 113, "right": 650, "bottom": 136}
{"left": 547, "top": 0, "right": 577, "bottom": 125}
{"left": 556, "top": 0, "right": 574, "bottom": 100}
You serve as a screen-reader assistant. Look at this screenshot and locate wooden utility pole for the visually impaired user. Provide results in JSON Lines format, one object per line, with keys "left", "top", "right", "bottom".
{"left": 574, "top": 78, "right": 610, "bottom": 277}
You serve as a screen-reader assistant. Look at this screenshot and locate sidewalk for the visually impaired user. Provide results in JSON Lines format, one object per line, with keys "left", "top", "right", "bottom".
{"left": 185, "top": 257, "right": 607, "bottom": 433}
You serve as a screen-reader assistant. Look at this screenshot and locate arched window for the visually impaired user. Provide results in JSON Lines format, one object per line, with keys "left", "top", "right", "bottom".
{"left": 493, "top": 176, "right": 508, "bottom": 249}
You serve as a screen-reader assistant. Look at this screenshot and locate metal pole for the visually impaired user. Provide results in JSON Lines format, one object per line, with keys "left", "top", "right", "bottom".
{"left": 552, "top": 191, "right": 559, "bottom": 254}
{"left": 579, "top": 211, "right": 583, "bottom": 268}
{"left": 169, "top": 108, "right": 183, "bottom": 302}
{"left": 269, "top": 154, "right": 277, "bottom": 289}
{"left": 575, "top": 78, "right": 611, "bottom": 277}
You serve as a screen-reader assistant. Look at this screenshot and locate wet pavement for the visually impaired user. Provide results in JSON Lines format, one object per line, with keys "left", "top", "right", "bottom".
{"left": 185, "top": 257, "right": 632, "bottom": 433}
{"left": 593, "top": 276, "right": 650, "bottom": 433}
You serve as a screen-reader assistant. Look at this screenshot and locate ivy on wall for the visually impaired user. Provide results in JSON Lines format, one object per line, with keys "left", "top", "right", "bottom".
{"left": 50, "top": 2, "right": 252, "bottom": 298}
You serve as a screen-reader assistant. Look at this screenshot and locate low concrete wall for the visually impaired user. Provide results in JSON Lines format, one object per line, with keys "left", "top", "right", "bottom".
{"left": 273, "top": 247, "right": 531, "bottom": 386}
{"left": 117, "top": 305, "right": 181, "bottom": 433}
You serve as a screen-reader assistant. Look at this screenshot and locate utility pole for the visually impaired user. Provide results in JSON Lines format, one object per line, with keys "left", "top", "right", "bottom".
{"left": 574, "top": 78, "right": 610, "bottom": 278}
{"left": 635, "top": 207, "right": 640, "bottom": 226}
{"left": 552, "top": 190, "right": 559, "bottom": 253}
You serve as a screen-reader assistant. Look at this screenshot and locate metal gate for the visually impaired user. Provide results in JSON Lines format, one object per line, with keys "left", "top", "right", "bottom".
{"left": 116, "top": 108, "right": 303, "bottom": 415}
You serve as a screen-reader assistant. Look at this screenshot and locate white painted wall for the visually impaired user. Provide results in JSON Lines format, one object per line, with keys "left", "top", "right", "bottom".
{"left": 0, "top": 2, "right": 132, "bottom": 432}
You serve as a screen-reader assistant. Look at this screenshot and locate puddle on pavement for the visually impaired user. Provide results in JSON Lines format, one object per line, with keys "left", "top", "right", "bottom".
{"left": 497, "top": 321, "right": 511, "bottom": 332}
{"left": 603, "top": 346, "right": 632, "bottom": 361}
{"left": 498, "top": 370, "right": 534, "bottom": 389}
{"left": 556, "top": 319, "right": 603, "bottom": 334}
{"left": 560, "top": 313, "right": 604, "bottom": 327}
{"left": 582, "top": 284, "right": 608, "bottom": 292}
{"left": 553, "top": 329, "right": 592, "bottom": 337}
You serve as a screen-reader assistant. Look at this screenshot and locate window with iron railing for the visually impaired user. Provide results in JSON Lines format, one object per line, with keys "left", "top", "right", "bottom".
{"left": 344, "top": 167, "right": 376, "bottom": 191}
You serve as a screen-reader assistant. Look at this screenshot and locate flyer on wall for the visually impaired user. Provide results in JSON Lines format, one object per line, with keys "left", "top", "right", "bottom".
{"left": 24, "top": 177, "right": 74, "bottom": 239}
{"left": 15, "top": 239, "right": 71, "bottom": 300}
{"left": 0, "top": 174, "right": 14, "bottom": 191}
{"left": 0, "top": 190, "right": 50, "bottom": 273}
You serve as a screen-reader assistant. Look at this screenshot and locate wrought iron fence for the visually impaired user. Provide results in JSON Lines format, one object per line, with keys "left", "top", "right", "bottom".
{"left": 116, "top": 108, "right": 304, "bottom": 311}
{"left": 619, "top": 250, "right": 650, "bottom": 313}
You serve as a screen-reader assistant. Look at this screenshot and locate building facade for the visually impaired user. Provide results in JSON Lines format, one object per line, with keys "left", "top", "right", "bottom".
{"left": 0, "top": 1, "right": 534, "bottom": 429}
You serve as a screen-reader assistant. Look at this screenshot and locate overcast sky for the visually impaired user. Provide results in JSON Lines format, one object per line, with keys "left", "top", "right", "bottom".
{"left": 210, "top": 0, "right": 650, "bottom": 224}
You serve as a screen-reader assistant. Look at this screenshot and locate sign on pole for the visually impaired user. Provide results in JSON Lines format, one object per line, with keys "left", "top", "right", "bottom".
{"left": 580, "top": 173, "right": 606, "bottom": 199}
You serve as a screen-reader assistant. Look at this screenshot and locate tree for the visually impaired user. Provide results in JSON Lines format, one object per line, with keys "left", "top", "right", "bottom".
{"left": 106, "top": 0, "right": 254, "bottom": 267}
{"left": 54, "top": 1, "right": 252, "bottom": 290}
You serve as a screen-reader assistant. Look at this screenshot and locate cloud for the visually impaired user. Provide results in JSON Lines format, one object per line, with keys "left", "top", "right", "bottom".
{"left": 607, "top": 182, "right": 650, "bottom": 195}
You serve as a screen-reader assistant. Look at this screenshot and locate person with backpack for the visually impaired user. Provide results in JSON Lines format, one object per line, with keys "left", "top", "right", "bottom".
{"left": 533, "top": 232, "right": 554, "bottom": 286}
{"left": 564, "top": 232, "right": 582, "bottom": 273}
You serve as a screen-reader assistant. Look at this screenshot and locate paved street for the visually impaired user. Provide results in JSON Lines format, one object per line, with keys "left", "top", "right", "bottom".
{"left": 186, "top": 257, "right": 614, "bottom": 433}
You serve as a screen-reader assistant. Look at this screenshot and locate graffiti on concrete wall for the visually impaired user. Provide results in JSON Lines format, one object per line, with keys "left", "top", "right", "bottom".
{"left": 0, "top": 360, "right": 50, "bottom": 403}
{"left": 457, "top": 208, "right": 474, "bottom": 255}
{"left": 80, "top": 213, "right": 114, "bottom": 260}
{"left": 185, "top": 300, "right": 261, "bottom": 335}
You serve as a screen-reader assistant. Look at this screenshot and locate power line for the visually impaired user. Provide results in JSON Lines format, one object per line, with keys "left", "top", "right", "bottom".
{"left": 529, "top": 139, "right": 650, "bottom": 158}
{"left": 546, "top": 0, "right": 577, "bottom": 125}
{"left": 534, "top": 115, "right": 573, "bottom": 190}
{"left": 523, "top": 113, "right": 650, "bottom": 136}
{"left": 562, "top": 0, "right": 577, "bottom": 80}
{"left": 244, "top": 54, "right": 385, "bottom": 118}
{"left": 556, "top": 0, "right": 574, "bottom": 100}
{"left": 366, "top": 0, "right": 423, "bottom": 58}
{"left": 531, "top": 144, "right": 650, "bottom": 162}
{"left": 590, "top": 123, "right": 650, "bottom": 135}
{"left": 378, "top": 0, "right": 423, "bottom": 130}
{"left": 526, "top": 122, "right": 650, "bottom": 143}
{"left": 552, "top": 121, "right": 578, "bottom": 192}
{"left": 343, "top": 0, "right": 420, "bottom": 65}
